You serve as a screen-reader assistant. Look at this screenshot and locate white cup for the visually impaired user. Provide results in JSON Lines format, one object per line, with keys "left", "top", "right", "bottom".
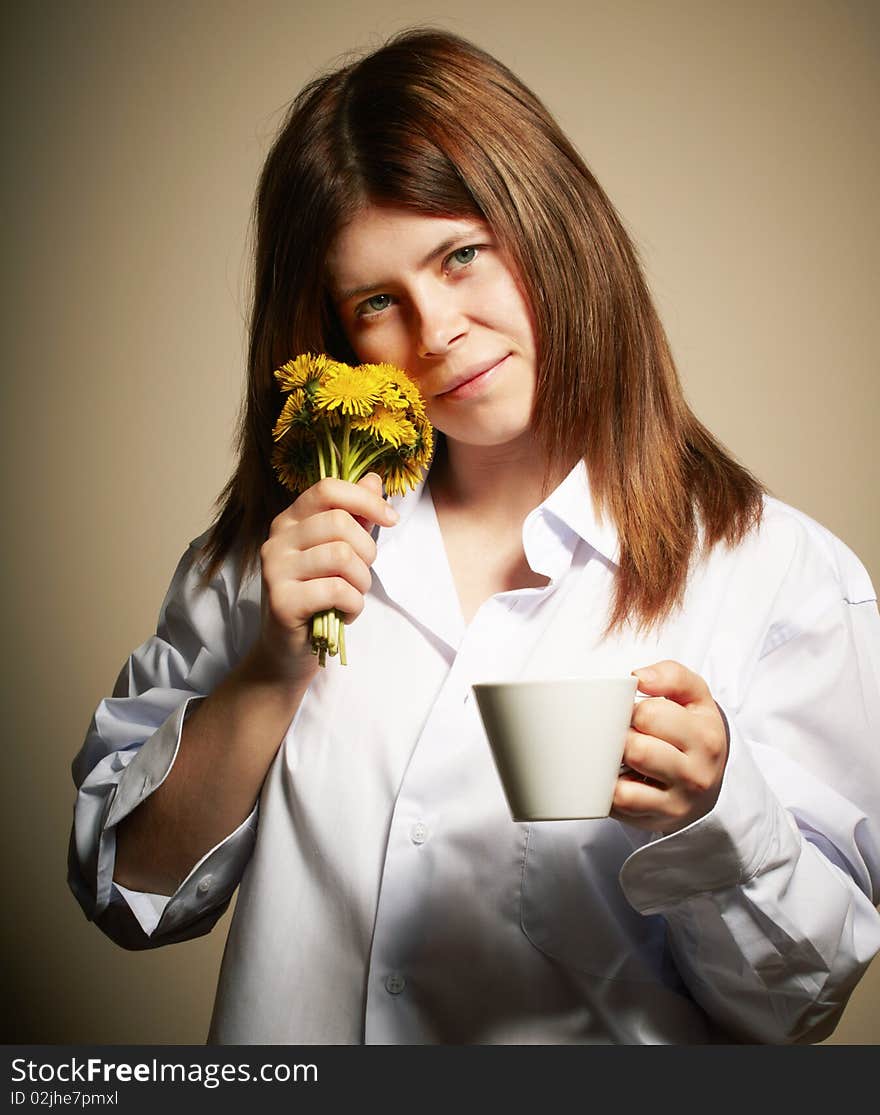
{"left": 472, "top": 676, "right": 638, "bottom": 821}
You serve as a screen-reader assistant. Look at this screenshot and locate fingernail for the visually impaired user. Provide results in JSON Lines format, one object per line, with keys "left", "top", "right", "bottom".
{"left": 385, "top": 505, "right": 400, "bottom": 524}
{"left": 633, "top": 667, "right": 656, "bottom": 682}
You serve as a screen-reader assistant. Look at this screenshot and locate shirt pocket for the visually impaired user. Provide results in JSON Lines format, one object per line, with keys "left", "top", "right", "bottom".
{"left": 519, "top": 819, "right": 675, "bottom": 984}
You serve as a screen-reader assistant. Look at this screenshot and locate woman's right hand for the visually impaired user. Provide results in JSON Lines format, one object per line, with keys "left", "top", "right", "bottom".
{"left": 248, "top": 472, "right": 399, "bottom": 685}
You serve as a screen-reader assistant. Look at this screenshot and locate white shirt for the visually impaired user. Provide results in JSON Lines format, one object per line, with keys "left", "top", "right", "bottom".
{"left": 68, "top": 461, "right": 880, "bottom": 1044}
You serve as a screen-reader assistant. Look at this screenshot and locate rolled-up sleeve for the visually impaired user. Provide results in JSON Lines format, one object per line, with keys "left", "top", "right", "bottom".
{"left": 620, "top": 519, "right": 880, "bottom": 1043}
{"left": 68, "top": 536, "right": 261, "bottom": 950}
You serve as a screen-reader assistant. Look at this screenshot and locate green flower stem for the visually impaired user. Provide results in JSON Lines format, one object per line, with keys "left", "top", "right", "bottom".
{"left": 340, "top": 415, "right": 352, "bottom": 477}
{"left": 346, "top": 440, "right": 391, "bottom": 481}
{"left": 312, "top": 422, "right": 350, "bottom": 666}
{"left": 316, "top": 440, "right": 327, "bottom": 480}
{"left": 309, "top": 418, "right": 397, "bottom": 668}
{"left": 325, "top": 424, "right": 341, "bottom": 477}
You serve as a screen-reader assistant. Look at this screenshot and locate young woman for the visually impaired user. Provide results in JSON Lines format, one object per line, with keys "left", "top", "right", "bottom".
{"left": 69, "top": 28, "right": 880, "bottom": 1044}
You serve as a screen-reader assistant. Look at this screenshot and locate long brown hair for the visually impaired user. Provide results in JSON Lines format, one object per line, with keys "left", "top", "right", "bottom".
{"left": 200, "top": 27, "right": 764, "bottom": 632}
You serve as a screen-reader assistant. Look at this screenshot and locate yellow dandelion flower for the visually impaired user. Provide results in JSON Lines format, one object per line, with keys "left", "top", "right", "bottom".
{"left": 400, "top": 421, "right": 434, "bottom": 470}
{"left": 382, "top": 453, "right": 430, "bottom": 497}
{"left": 272, "top": 388, "right": 307, "bottom": 442}
{"left": 314, "top": 363, "right": 384, "bottom": 416}
{"left": 274, "top": 352, "right": 336, "bottom": 393}
{"left": 423, "top": 419, "right": 434, "bottom": 450}
{"left": 377, "top": 380, "right": 408, "bottom": 412}
{"left": 414, "top": 419, "right": 434, "bottom": 464}
{"left": 271, "top": 434, "right": 316, "bottom": 496}
{"left": 351, "top": 407, "right": 417, "bottom": 449}
{"left": 270, "top": 351, "right": 434, "bottom": 666}
{"left": 364, "top": 362, "right": 426, "bottom": 418}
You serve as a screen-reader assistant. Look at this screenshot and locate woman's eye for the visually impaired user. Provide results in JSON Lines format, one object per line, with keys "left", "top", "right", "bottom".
{"left": 357, "top": 293, "right": 393, "bottom": 317}
{"left": 447, "top": 246, "right": 479, "bottom": 270}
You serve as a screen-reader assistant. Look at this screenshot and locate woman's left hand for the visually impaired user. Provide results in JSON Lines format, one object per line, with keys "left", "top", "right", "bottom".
{"left": 611, "top": 660, "right": 730, "bottom": 834}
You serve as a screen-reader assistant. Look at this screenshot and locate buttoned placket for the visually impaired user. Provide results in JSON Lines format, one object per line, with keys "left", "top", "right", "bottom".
{"left": 363, "top": 485, "right": 579, "bottom": 1042}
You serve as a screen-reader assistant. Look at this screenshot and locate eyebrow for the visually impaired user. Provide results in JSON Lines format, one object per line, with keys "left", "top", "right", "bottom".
{"left": 334, "top": 226, "right": 485, "bottom": 303}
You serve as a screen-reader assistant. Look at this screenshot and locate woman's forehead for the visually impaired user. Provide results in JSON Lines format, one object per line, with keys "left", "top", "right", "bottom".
{"left": 327, "top": 206, "right": 491, "bottom": 294}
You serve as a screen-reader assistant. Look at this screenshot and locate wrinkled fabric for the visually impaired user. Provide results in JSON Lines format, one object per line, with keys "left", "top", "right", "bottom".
{"left": 69, "top": 462, "right": 880, "bottom": 1043}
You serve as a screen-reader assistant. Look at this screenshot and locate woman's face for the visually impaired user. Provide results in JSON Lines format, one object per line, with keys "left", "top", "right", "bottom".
{"left": 327, "top": 205, "right": 538, "bottom": 450}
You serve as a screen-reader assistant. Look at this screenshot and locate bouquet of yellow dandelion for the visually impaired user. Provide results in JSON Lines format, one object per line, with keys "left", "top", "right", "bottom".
{"left": 271, "top": 353, "right": 434, "bottom": 667}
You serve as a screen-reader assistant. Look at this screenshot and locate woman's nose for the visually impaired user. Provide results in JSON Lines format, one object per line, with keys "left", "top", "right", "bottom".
{"left": 414, "top": 290, "right": 468, "bottom": 357}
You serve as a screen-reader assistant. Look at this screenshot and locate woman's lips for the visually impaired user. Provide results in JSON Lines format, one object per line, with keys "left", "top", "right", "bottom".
{"left": 437, "top": 354, "right": 510, "bottom": 400}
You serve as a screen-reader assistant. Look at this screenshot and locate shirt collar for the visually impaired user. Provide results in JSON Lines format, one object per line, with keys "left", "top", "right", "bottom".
{"left": 381, "top": 458, "right": 616, "bottom": 549}
{"left": 375, "top": 456, "right": 618, "bottom": 590}
{"left": 538, "top": 459, "right": 620, "bottom": 568}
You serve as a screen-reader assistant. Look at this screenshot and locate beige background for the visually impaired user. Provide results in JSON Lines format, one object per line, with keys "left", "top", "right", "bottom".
{"left": 3, "top": 0, "right": 878, "bottom": 1044}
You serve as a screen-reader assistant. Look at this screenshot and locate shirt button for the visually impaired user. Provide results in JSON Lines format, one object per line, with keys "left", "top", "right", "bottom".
{"left": 410, "top": 822, "right": 428, "bottom": 845}
{"left": 385, "top": 973, "right": 406, "bottom": 995}
{"left": 197, "top": 875, "right": 213, "bottom": 895}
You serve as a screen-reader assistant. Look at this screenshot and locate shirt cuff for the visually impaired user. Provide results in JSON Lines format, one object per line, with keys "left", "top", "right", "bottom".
{"left": 111, "top": 806, "right": 259, "bottom": 937}
{"left": 105, "top": 696, "right": 202, "bottom": 831}
{"left": 111, "top": 882, "right": 170, "bottom": 937}
{"left": 100, "top": 694, "right": 260, "bottom": 938}
{"left": 85, "top": 696, "right": 204, "bottom": 916}
{"left": 618, "top": 708, "right": 801, "bottom": 914}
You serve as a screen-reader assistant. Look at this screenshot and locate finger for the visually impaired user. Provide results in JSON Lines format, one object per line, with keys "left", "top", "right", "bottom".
{"left": 631, "top": 660, "right": 714, "bottom": 710}
{"left": 292, "top": 540, "right": 373, "bottom": 596}
{"left": 353, "top": 472, "right": 386, "bottom": 532}
{"left": 620, "top": 728, "right": 684, "bottom": 784}
{"left": 261, "top": 512, "right": 377, "bottom": 572}
{"left": 287, "top": 575, "right": 368, "bottom": 626}
{"left": 284, "top": 509, "right": 380, "bottom": 566}
{"left": 276, "top": 475, "right": 399, "bottom": 533}
{"left": 610, "top": 777, "right": 669, "bottom": 819}
{"left": 630, "top": 696, "right": 696, "bottom": 754}
{"left": 260, "top": 556, "right": 368, "bottom": 630}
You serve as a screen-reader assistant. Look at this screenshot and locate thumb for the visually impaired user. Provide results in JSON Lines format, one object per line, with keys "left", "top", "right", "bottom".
{"left": 353, "top": 471, "right": 385, "bottom": 532}
{"left": 631, "top": 660, "right": 712, "bottom": 709}
{"left": 357, "top": 471, "right": 384, "bottom": 498}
